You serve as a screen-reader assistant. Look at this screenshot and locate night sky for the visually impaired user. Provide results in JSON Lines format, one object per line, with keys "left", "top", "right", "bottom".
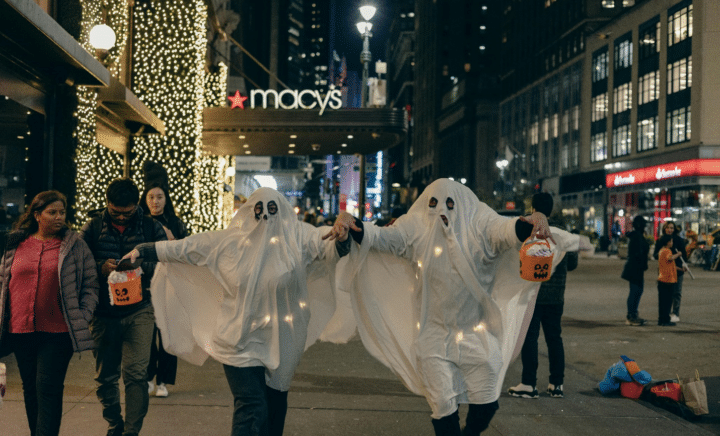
{"left": 332, "top": 0, "right": 391, "bottom": 74}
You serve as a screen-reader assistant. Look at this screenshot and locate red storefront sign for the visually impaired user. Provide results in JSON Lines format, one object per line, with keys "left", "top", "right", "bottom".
{"left": 606, "top": 159, "right": 720, "bottom": 188}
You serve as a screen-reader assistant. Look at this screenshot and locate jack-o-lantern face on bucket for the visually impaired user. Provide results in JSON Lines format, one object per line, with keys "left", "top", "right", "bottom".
{"left": 533, "top": 262, "right": 550, "bottom": 280}
{"left": 114, "top": 287, "right": 130, "bottom": 303}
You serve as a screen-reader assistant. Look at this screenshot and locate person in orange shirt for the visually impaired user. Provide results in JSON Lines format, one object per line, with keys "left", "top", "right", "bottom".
{"left": 657, "top": 234, "right": 683, "bottom": 326}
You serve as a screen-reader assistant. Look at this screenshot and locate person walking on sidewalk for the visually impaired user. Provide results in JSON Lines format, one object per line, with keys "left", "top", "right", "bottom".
{"left": 80, "top": 178, "right": 167, "bottom": 436}
{"left": 0, "top": 190, "right": 99, "bottom": 436}
{"left": 139, "top": 162, "right": 188, "bottom": 398}
{"left": 508, "top": 227, "right": 578, "bottom": 400}
{"left": 657, "top": 234, "right": 682, "bottom": 327}
{"left": 122, "top": 187, "right": 352, "bottom": 436}
{"left": 653, "top": 222, "right": 686, "bottom": 323}
{"left": 326, "top": 183, "right": 588, "bottom": 436}
{"left": 621, "top": 216, "right": 650, "bottom": 326}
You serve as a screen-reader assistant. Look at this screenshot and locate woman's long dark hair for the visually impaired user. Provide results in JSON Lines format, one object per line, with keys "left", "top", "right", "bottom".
{"left": 139, "top": 182, "right": 177, "bottom": 219}
{"left": 14, "top": 190, "right": 68, "bottom": 233}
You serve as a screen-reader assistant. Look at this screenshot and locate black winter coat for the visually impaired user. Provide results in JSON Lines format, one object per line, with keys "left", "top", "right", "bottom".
{"left": 536, "top": 251, "right": 578, "bottom": 305}
{"left": 80, "top": 207, "right": 167, "bottom": 317}
{"left": 622, "top": 230, "right": 649, "bottom": 284}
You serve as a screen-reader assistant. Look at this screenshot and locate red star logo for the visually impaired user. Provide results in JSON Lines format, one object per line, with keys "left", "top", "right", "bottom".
{"left": 228, "top": 91, "right": 248, "bottom": 109}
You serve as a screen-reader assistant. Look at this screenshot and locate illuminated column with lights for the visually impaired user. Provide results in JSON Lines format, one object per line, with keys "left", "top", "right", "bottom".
{"left": 131, "top": 0, "right": 209, "bottom": 232}
{"left": 74, "top": 0, "right": 130, "bottom": 226}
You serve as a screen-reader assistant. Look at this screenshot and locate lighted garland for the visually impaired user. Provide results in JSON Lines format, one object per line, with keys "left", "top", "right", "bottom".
{"left": 199, "top": 62, "right": 234, "bottom": 229}
{"left": 131, "top": 0, "right": 209, "bottom": 232}
{"left": 73, "top": 0, "right": 130, "bottom": 225}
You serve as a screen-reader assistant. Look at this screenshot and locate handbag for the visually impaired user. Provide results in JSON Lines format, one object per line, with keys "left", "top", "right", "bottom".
{"left": 678, "top": 370, "right": 709, "bottom": 415}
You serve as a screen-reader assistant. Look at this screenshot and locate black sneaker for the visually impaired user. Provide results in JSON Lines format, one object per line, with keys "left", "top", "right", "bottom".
{"left": 508, "top": 383, "right": 538, "bottom": 398}
{"left": 547, "top": 384, "right": 564, "bottom": 398}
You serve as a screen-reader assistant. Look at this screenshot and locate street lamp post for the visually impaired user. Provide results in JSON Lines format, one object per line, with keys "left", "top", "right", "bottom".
{"left": 356, "top": 4, "right": 376, "bottom": 220}
{"left": 496, "top": 159, "right": 508, "bottom": 210}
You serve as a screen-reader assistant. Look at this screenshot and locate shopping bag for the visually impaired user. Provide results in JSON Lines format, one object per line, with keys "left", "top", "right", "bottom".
{"left": 678, "top": 370, "right": 709, "bottom": 415}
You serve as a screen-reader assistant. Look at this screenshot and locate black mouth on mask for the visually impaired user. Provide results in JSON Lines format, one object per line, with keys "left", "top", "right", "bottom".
{"left": 441, "top": 215, "right": 448, "bottom": 226}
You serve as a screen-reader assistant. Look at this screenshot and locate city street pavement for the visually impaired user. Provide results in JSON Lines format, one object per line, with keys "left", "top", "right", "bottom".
{"left": 1, "top": 253, "right": 718, "bottom": 435}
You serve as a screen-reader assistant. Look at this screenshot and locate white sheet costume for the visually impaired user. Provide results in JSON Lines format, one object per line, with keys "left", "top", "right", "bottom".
{"left": 149, "top": 188, "right": 340, "bottom": 391}
{"left": 341, "top": 179, "right": 579, "bottom": 418}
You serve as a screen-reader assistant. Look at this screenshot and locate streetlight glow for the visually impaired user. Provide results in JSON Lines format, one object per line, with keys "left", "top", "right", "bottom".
{"left": 356, "top": 21, "right": 372, "bottom": 35}
{"left": 89, "top": 24, "right": 117, "bottom": 50}
{"left": 359, "top": 5, "right": 377, "bottom": 21}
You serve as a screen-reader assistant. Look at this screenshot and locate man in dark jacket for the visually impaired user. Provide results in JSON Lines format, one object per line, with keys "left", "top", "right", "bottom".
{"left": 80, "top": 178, "right": 167, "bottom": 436}
{"left": 508, "top": 195, "right": 579, "bottom": 400}
{"left": 622, "top": 216, "right": 650, "bottom": 325}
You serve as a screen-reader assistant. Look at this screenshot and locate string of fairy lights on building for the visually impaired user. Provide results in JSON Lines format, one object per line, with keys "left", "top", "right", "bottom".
{"left": 200, "top": 63, "right": 235, "bottom": 229}
{"left": 74, "top": 0, "right": 129, "bottom": 225}
{"left": 71, "top": 0, "right": 232, "bottom": 231}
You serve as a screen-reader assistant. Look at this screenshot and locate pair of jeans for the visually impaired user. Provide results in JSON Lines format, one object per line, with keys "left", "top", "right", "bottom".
{"left": 9, "top": 332, "right": 74, "bottom": 436}
{"left": 147, "top": 325, "right": 177, "bottom": 385}
{"left": 626, "top": 280, "right": 644, "bottom": 320}
{"left": 521, "top": 303, "right": 564, "bottom": 387}
{"left": 671, "top": 274, "right": 683, "bottom": 316}
{"left": 657, "top": 281, "right": 674, "bottom": 324}
{"left": 223, "top": 365, "right": 289, "bottom": 436}
{"left": 90, "top": 305, "right": 155, "bottom": 435}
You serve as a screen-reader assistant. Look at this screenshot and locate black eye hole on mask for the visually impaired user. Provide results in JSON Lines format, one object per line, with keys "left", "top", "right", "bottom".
{"left": 429, "top": 197, "right": 438, "bottom": 208}
{"left": 254, "top": 201, "right": 263, "bottom": 219}
{"left": 446, "top": 197, "right": 455, "bottom": 210}
{"left": 267, "top": 201, "right": 278, "bottom": 215}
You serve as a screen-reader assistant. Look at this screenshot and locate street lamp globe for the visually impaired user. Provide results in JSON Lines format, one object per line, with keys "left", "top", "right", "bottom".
{"left": 89, "top": 24, "right": 116, "bottom": 51}
{"left": 356, "top": 21, "right": 372, "bottom": 35}
{"left": 359, "top": 5, "right": 377, "bottom": 21}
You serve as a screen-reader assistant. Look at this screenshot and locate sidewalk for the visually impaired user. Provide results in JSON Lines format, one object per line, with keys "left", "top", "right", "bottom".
{"left": 0, "top": 337, "right": 714, "bottom": 436}
{"left": 1, "top": 253, "right": 717, "bottom": 435}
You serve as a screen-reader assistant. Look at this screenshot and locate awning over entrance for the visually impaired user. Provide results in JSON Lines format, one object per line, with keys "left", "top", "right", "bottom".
{"left": 202, "top": 107, "right": 406, "bottom": 156}
{"left": 0, "top": 0, "right": 110, "bottom": 89}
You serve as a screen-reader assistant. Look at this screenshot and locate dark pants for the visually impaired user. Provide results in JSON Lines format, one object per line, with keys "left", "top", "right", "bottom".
{"left": 626, "top": 280, "right": 644, "bottom": 320}
{"left": 9, "top": 332, "right": 74, "bottom": 436}
{"left": 223, "top": 365, "right": 289, "bottom": 436}
{"left": 147, "top": 325, "right": 177, "bottom": 385}
{"left": 521, "top": 303, "right": 564, "bottom": 387}
{"left": 657, "top": 281, "right": 674, "bottom": 324}
{"left": 431, "top": 402, "right": 499, "bottom": 436}
{"left": 671, "top": 274, "right": 683, "bottom": 317}
{"left": 90, "top": 306, "right": 155, "bottom": 436}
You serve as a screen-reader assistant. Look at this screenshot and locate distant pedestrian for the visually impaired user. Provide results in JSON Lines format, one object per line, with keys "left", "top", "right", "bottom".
{"left": 621, "top": 216, "right": 650, "bottom": 326}
{"left": 653, "top": 222, "right": 686, "bottom": 323}
{"left": 139, "top": 162, "right": 188, "bottom": 398}
{"left": 80, "top": 178, "right": 168, "bottom": 436}
{"left": 656, "top": 234, "right": 682, "bottom": 326}
{"left": 0, "top": 190, "right": 99, "bottom": 436}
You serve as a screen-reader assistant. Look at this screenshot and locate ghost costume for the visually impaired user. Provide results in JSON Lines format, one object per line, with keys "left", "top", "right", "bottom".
{"left": 143, "top": 188, "right": 345, "bottom": 436}
{"left": 340, "top": 179, "right": 579, "bottom": 433}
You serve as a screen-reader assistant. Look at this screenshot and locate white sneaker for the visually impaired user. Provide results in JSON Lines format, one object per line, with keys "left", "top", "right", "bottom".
{"left": 670, "top": 314, "right": 680, "bottom": 323}
{"left": 148, "top": 381, "right": 155, "bottom": 395}
{"left": 155, "top": 383, "right": 168, "bottom": 397}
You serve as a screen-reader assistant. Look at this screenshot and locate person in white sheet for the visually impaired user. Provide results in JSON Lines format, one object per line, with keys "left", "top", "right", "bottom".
{"left": 325, "top": 179, "right": 585, "bottom": 436}
{"left": 122, "top": 188, "right": 351, "bottom": 436}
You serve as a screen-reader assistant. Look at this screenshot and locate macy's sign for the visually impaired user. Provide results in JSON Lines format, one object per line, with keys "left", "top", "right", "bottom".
{"left": 229, "top": 89, "right": 342, "bottom": 116}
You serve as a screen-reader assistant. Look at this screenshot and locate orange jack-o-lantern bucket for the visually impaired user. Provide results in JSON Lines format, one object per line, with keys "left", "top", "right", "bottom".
{"left": 519, "top": 238, "right": 554, "bottom": 282}
{"left": 108, "top": 268, "right": 143, "bottom": 306}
